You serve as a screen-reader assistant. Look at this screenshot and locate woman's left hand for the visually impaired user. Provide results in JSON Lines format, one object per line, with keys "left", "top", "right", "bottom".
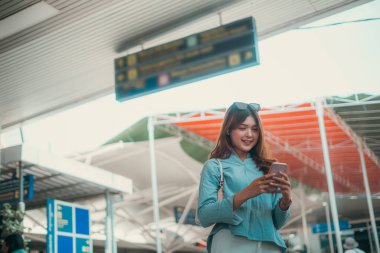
{"left": 270, "top": 171, "right": 292, "bottom": 209}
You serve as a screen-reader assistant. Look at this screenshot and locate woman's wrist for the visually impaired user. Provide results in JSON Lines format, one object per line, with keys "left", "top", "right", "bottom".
{"left": 233, "top": 190, "right": 249, "bottom": 210}
{"left": 279, "top": 197, "right": 292, "bottom": 210}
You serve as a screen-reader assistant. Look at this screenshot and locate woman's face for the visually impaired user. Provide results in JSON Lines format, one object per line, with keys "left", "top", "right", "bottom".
{"left": 230, "top": 115, "right": 259, "bottom": 159}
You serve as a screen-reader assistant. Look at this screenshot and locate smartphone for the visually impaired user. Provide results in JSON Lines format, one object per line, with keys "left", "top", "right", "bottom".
{"left": 268, "top": 162, "right": 287, "bottom": 192}
{"left": 269, "top": 162, "right": 287, "bottom": 176}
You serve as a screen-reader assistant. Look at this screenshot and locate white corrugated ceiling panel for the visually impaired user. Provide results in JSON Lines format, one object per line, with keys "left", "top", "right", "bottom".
{"left": 0, "top": 0, "right": 372, "bottom": 128}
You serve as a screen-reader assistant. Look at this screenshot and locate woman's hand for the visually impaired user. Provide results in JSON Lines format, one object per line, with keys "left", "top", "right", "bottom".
{"left": 233, "top": 173, "right": 275, "bottom": 210}
{"left": 270, "top": 171, "right": 292, "bottom": 210}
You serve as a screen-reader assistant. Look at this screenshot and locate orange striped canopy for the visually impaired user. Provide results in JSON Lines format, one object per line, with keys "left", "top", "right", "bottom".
{"left": 173, "top": 103, "right": 380, "bottom": 194}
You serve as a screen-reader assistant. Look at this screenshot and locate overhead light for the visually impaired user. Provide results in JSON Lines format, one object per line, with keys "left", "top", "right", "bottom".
{"left": 0, "top": 1, "right": 59, "bottom": 40}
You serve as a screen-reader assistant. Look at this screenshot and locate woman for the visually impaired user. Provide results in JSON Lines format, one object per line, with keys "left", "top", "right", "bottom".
{"left": 197, "top": 102, "right": 292, "bottom": 253}
{"left": 1, "top": 233, "right": 27, "bottom": 253}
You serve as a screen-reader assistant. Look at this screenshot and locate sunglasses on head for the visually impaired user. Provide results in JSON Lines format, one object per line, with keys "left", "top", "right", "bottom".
{"left": 233, "top": 102, "right": 261, "bottom": 112}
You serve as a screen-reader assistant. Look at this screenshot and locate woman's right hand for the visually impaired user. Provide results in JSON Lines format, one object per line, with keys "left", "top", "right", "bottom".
{"left": 233, "top": 173, "right": 275, "bottom": 210}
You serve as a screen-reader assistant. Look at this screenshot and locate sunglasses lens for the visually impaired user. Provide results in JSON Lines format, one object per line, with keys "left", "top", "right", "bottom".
{"left": 234, "top": 102, "right": 246, "bottom": 110}
{"left": 249, "top": 103, "right": 260, "bottom": 111}
{"left": 233, "top": 102, "right": 260, "bottom": 111}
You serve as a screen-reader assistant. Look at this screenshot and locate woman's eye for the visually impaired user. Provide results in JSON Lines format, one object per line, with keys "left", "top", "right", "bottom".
{"left": 238, "top": 128, "right": 246, "bottom": 131}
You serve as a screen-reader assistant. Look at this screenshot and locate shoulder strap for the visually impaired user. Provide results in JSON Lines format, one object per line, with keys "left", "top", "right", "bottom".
{"left": 216, "top": 159, "right": 224, "bottom": 188}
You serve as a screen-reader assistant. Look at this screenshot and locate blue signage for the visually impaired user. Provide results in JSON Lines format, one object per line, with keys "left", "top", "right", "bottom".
{"left": 76, "top": 238, "right": 91, "bottom": 253}
{"left": 58, "top": 235, "right": 73, "bottom": 253}
{"left": 75, "top": 208, "right": 90, "bottom": 235}
{"left": 312, "top": 220, "right": 350, "bottom": 234}
{"left": 0, "top": 175, "right": 34, "bottom": 204}
{"left": 57, "top": 204, "right": 73, "bottom": 233}
{"left": 47, "top": 199, "right": 92, "bottom": 253}
{"left": 115, "top": 17, "right": 259, "bottom": 101}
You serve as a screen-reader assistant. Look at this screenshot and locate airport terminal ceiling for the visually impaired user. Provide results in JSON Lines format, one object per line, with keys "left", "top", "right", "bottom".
{"left": 0, "top": 0, "right": 373, "bottom": 129}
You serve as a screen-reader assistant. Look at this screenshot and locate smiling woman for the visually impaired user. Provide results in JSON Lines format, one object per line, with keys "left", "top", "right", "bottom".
{"left": 197, "top": 102, "right": 292, "bottom": 253}
{"left": 229, "top": 111, "right": 259, "bottom": 160}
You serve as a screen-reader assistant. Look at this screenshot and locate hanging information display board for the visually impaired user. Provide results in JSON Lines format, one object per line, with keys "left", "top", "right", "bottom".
{"left": 115, "top": 17, "right": 259, "bottom": 101}
{"left": 0, "top": 175, "right": 34, "bottom": 204}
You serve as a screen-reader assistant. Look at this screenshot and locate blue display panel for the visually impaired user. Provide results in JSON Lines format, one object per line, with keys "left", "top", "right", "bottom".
{"left": 76, "top": 238, "right": 91, "bottom": 253}
{"left": 58, "top": 235, "right": 73, "bottom": 253}
{"left": 75, "top": 208, "right": 90, "bottom": 235}
{"left": 47, "top": 199, "right": 92, "bottom": 253}
{"left": 312, "top": 219, "right": 350, "bottom": 234}
{"left": 57, "top": 204, "right": 73, "bottom": 233}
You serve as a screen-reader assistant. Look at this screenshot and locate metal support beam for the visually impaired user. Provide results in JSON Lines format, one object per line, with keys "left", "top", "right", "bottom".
{"left": 139, "top": 187, "right": 195, "bottom": 216}
{"left": 18, "top": 161, "right": 25, "bottom": 213}
{"left": 155, "top": 123, "right": 214, "bottom": 151}
{"left": 358, "top": 142, "right": 380, "bottom": 253}
{"left": 265, "top": 131, "right": 359, "bottom": 191}
{"left": 166, "top": 187, "right": 198, "bottom": 251}
{"left": 325, "top": 94, "right": 380, "bottom": 108}
{"left": 299, "top": 183, "right": 311, "bottom": 253}
{"left": 105, "top": 191, "right": 117, "bottom": 253}
{"left": 367, "top": 221, "right": 374, "bottom": 253}
{"left": 24, "top": 213, "right": 46, "bottom": 230}
{"left": 115, "top": 209, "right": 156, "bottom": 242}
{"left": 323, "top": 202, "right": 334, "bottom": 253}
{"left": 148, "top": 116, "right": 162, "bottom": 253}
{"left": 315, "top": 98, "right": 343, "bottom": 253}
{"left": 325, "top": 107, "right": 380, "bottom": 168}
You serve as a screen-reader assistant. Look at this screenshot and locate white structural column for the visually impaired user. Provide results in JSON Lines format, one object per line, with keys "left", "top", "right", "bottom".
{"left": 105, "top": 191, "right": 117, "bottom": 253}
{"left": 148, "top": 116, "right": 162, "bottom": 253}
{"left": 358, "top": 142, "right": 380, "bottom": 253}
{"left": 315, "top": 98, "right": 343, "bottom": 253}
{"left": 299, "top": 183, "right": 310, "bottom": 253}
{"left": 18, "top": 127, "right": 26, "bottom": 214}
{"left": 323, "top": 202, "right": 334, "bottom": 253}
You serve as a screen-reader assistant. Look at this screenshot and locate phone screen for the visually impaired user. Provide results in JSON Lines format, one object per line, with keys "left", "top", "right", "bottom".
{"left": 268, "top": 162, "right": 287, "bottom": 192}
{"left": 269, "top": 162, "right": 287, "bottom": 176}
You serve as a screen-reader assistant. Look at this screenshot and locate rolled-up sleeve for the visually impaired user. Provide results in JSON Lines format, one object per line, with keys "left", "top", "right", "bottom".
{"left": 197, "top": 160, "right": 243, "bottom": 228}
{"left": 272, "top": 193, "right": 291, "bottom": 229}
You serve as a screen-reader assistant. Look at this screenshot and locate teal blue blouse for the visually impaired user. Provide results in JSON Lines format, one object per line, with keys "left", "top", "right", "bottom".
{"left": 197, "top": 152, "right": 290, "bottom": 252}
{"left": 11, "top": 250, "right": 27, "bottom": 253}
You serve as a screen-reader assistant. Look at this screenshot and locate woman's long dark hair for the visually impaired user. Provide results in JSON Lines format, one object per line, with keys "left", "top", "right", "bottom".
{"left": 210, "top": 104, "right": 276, "bottom": 173}
{"left": 4, "top": 233, "right": 25, "bottom": 252}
